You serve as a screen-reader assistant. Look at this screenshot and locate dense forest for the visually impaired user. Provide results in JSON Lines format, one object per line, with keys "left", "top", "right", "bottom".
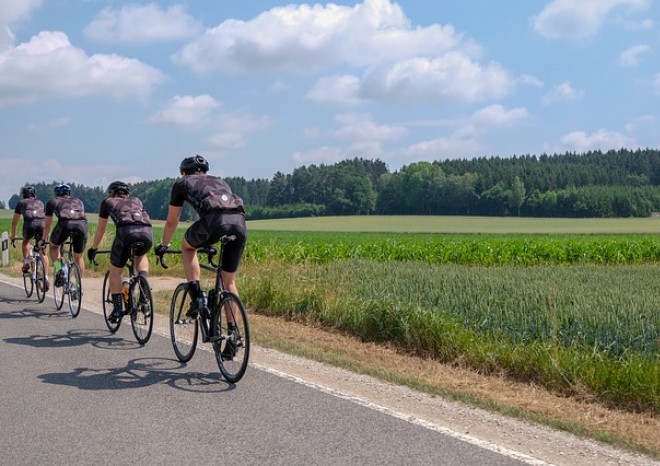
{"left": 7, "top": 149, "right": 660, "bottom": 220}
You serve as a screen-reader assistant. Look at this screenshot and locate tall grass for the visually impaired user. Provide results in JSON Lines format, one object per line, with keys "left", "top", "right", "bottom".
{"left": 242, "top": 260, "right": 659, "bottom": 412}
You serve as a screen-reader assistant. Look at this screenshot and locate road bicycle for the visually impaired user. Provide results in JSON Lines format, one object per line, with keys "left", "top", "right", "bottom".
{"left": 157, "top": 235, "right": 250, "bottom": 383}
{"left": 92, "top": 242, "right": 154, "bottom": 345}
{"left": 12, "top": 237, "right": 48, "bottom": 303}
{"left": 53, "top": 238, "right": 83, "bottom": 318}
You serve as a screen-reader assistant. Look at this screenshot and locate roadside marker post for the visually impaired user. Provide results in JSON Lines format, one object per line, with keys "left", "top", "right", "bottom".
{"left": 1, "top": 232, "right": 8, "bottom": 267}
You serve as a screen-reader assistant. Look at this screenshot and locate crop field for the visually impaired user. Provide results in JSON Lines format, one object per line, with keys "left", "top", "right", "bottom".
{"left": 1, "top": 213, "right": 658, "bottom": 413}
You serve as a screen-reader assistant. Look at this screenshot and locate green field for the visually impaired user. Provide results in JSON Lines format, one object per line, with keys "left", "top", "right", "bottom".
{"left": 248, "top": 214, "right": 660, "bottom": 234}
{"left": 1, "top": 213, "right": 658, "bottom": 413}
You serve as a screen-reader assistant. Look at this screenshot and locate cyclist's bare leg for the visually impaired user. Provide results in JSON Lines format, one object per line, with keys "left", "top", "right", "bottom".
{"left": 135, "top": 254, "right": 150, "bottom": 275}
{"left": 21, "top": 239, "right": 31, "bottom": 264}
{"left": 109, "top": 264, "right": 123, "bottom": 294}
{"left": 181, "top": 238, "right": 200, "bottom": 282}
{"left": 73, "top": 252, "right": 85, "bottom": 276}
{"left": 49, "top": 244, "right": 62, "bottom": 267}
{"left": 221, "top": 269, "right": 239, "bottom": 324}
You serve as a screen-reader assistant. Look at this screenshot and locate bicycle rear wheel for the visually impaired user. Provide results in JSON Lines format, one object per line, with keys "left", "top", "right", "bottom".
{"left": 53, "top": 269, "right": 65, "bottom": 310}
{"left": 67, "top": 262, "right": 82, "bottom": 318}
{"left": 130, "top": 275, "right": 153, "bottom": 345}
{"left": 23, "top": 260, "right": 34, "bottom": 298}
{"left": 35, "top": 257, "right": 47, "bottom": 303}
{"left": 170, "top": 283, "right": 198, "bottom": 362}
{"left": 102, "top": 271, "right": 121, "bottom": 333}
{"left": 212, "top": 291, "right": 250, "bottom": 383}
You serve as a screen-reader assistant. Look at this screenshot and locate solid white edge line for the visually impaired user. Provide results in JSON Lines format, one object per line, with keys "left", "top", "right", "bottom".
{"left": 253, "top": 363, "right": 555, "bottom": 466}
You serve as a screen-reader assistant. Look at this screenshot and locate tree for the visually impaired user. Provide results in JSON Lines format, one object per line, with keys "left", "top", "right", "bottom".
{"left": 510, "top": 176, "right": 526, "bottom": 216}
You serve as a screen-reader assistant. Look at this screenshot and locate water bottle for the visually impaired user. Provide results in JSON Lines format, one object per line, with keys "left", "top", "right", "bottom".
{"left": 197, "top": 291, "right": 208, "bottom": 314}
{"left": 61, "top": 261, "right": 68, "bottom": 283}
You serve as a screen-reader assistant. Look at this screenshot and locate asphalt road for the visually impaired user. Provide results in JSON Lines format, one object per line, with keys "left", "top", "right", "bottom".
{"left": 0, "top": 280, "right": 532, "bottom": 466}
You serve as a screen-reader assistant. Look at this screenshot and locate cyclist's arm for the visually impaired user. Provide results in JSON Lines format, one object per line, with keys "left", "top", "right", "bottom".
{"left": 10, "top": 212, "right": 20, "bottom": 239}
{"left": 161, "top": 204, "right": 182, "bottom": 247}
{"left": 90, "top": 217, "right": 108, "bottom": 249}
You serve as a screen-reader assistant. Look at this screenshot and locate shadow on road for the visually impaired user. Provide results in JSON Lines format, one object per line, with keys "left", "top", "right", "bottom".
{"left": 3, "top": 328, "right": 133, "bottom": 349}
{"left": 38, "top": 357, "right": 233, "bottom": 393}
{"left": 0, "top": 307, "right": 71, "bottom": 321}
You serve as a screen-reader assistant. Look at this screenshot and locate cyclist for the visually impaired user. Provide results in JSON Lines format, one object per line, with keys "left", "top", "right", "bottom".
{"left": 155, "top": 155, "right": 247, "bottom": 351}
{"left": 10, "top": 186, "right": 50, "bottom": 291}
{"left": 87, "top": 181, "right": 153, "bottom": 323}
{"left": 43, "top": 184, "right": 88, "bottom": 287}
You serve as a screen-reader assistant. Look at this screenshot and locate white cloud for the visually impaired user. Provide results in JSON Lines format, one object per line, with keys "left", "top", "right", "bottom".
{"left": 519, "top": 74, "right": 544, "bottom": 88}
{"left": 532, "top": 0, "right": 650, "bottom": 40}
{"left": 333, "top": 113, "right": 407, "bottom": 141}
{"left": 150, "top": 94, "right": 219, "bottom": 127}
{"left": 84, "top": 3, "right": 203, "bottom": 44}
{"left": 401, "top": 132, "right": 483, "bottom": 161}
{"left": 310, "top": 52, "right": 513, "bottom": 106}
{"left": 618, "top": 44, "right": 650, "bottom": 66}
{"left": 0, "top": 0, "right": 42, "bottom": 48}
{"left": 653, "top": 73, "right": 660, "bottom": 95}
{"left": 471, "top": 105, "right": 528, "bottom": 126}
{"left": 541, "top": 81, "right": 584, "bottom": 105}
{"left": 360, "top": 53, "right": 512, "bottom": 104}
{"left": 174, "top": 0, "right": 466, "bottom": 73}
{"left": 558, "top": 129, "right": 637, "bottom": 152}
{"left": 293, "top": 146, "right": 348, "bottom": 165}
{"left": 206, "top": 112, "right": 272, "bottom": 150}
{"left": 0, "top": 31, "right": 165, "bottom": 107}
{"left": 307, "top": 75, "right": 363, "bottom": 105}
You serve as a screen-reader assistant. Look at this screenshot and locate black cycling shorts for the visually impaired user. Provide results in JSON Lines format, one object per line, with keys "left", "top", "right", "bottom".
{"left": 22, "top": 220, "right": 45, "bottom": 241}
{"left": 111, "top": 225, "right": 153, "bottom": 268}
{"left": 50, "top": 220, "right": 88, "bottom": 254}
{"left": 184, "top": 212, "right": 247, "bottom": 273}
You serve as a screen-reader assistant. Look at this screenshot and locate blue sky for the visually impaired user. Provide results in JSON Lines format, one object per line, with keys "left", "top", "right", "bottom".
{"left": 1, "top": 0, "right": 659, "bottom": 204}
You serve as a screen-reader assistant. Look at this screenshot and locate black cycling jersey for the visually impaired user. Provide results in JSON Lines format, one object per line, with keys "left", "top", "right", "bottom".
{"left": 14, "top": 198, "right": 45, "bottom": 220}
{"left": 170, "top": 174, "right": 244, "bottom": 216}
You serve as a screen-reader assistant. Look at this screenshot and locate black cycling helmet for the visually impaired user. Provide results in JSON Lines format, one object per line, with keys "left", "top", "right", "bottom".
{"left": 107, "top": 180, "right": 130, "bottom": 196}
{"left": 21, "top": 186, "right": 36, "bottom": 199}
{"left": 54, "top": 184, "right": 71, "bottom": 196}
{"left": 179, "top": 154, "right": 209, "bottom": 175}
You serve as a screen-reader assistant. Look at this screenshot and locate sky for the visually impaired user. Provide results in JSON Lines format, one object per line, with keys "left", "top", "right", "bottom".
{"left": 1, "top": 0, "right": 660, "bottom": 205}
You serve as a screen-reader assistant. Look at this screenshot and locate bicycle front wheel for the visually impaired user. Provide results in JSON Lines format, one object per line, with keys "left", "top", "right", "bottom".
{"left": 23, "top": 261, "right": 34, "bottom": 298}
{"left": 67, "top": 262, "right": 82, "bottom": 318}
{"left": 102, "top": 271, "right": 121, "bottom": 333}
{"left": 212, "top": 292, "right": 250, "bottom": 384}
{"left": 130, "top": 275, "right": 154, "bottom": 345}
{"left": 170, "top": 283, "right": 198, "bottom": 362}
{"left": 35, "top": 257, "right": 47, "bottom": 303}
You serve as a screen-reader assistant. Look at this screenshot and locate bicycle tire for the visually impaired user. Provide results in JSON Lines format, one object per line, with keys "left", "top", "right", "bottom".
{"left": 23, "top": 260, "right": 34, "bottom": 298}
{"left": 212, "top": 291, "right": 250, "bottom": 383}
{"left": 130, "top": 275, "right": 154, "bottom": 345}
{"left": 67, "top": 262, "right": 82, "bottom": 318}
{"left": 102, "top": 271, "right": 121, "bottom": 333}
{"left": 53, "top": 268, "right": 65, "bottom": 310}
{"left": 35, "top": 257, "right": 46, "bottom": 303}
{"left": 170, "top": 283, "right": 198, "bottom": 362}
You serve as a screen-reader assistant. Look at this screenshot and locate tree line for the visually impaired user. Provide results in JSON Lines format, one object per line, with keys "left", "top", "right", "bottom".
{"left": 8, "top": 148, "right": 660, "bottom": 219}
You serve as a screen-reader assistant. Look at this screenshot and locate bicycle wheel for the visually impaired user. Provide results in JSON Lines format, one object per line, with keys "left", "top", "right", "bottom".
{"left": 23, "top": 260, "right": 34, "bottom": 298}
{"left": 102, "top": 271, "right": 121, "bottom": 333}
{"left": 53, "top": 268, "right": 65, "bottom": 310}
{"left": 35, "top": 257, "right": 47, "bottom": 303}
{"left": 212, "top": 291, "right": 250, "bottom": 383}
{"left": 130, "top": 275, "right": 154, "bottom": 345}
{"left": 67, "top": 262, "right": 82, "bottom": 318}
{"left": 170, "top": 283, "right": 198, "bottom": 362}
